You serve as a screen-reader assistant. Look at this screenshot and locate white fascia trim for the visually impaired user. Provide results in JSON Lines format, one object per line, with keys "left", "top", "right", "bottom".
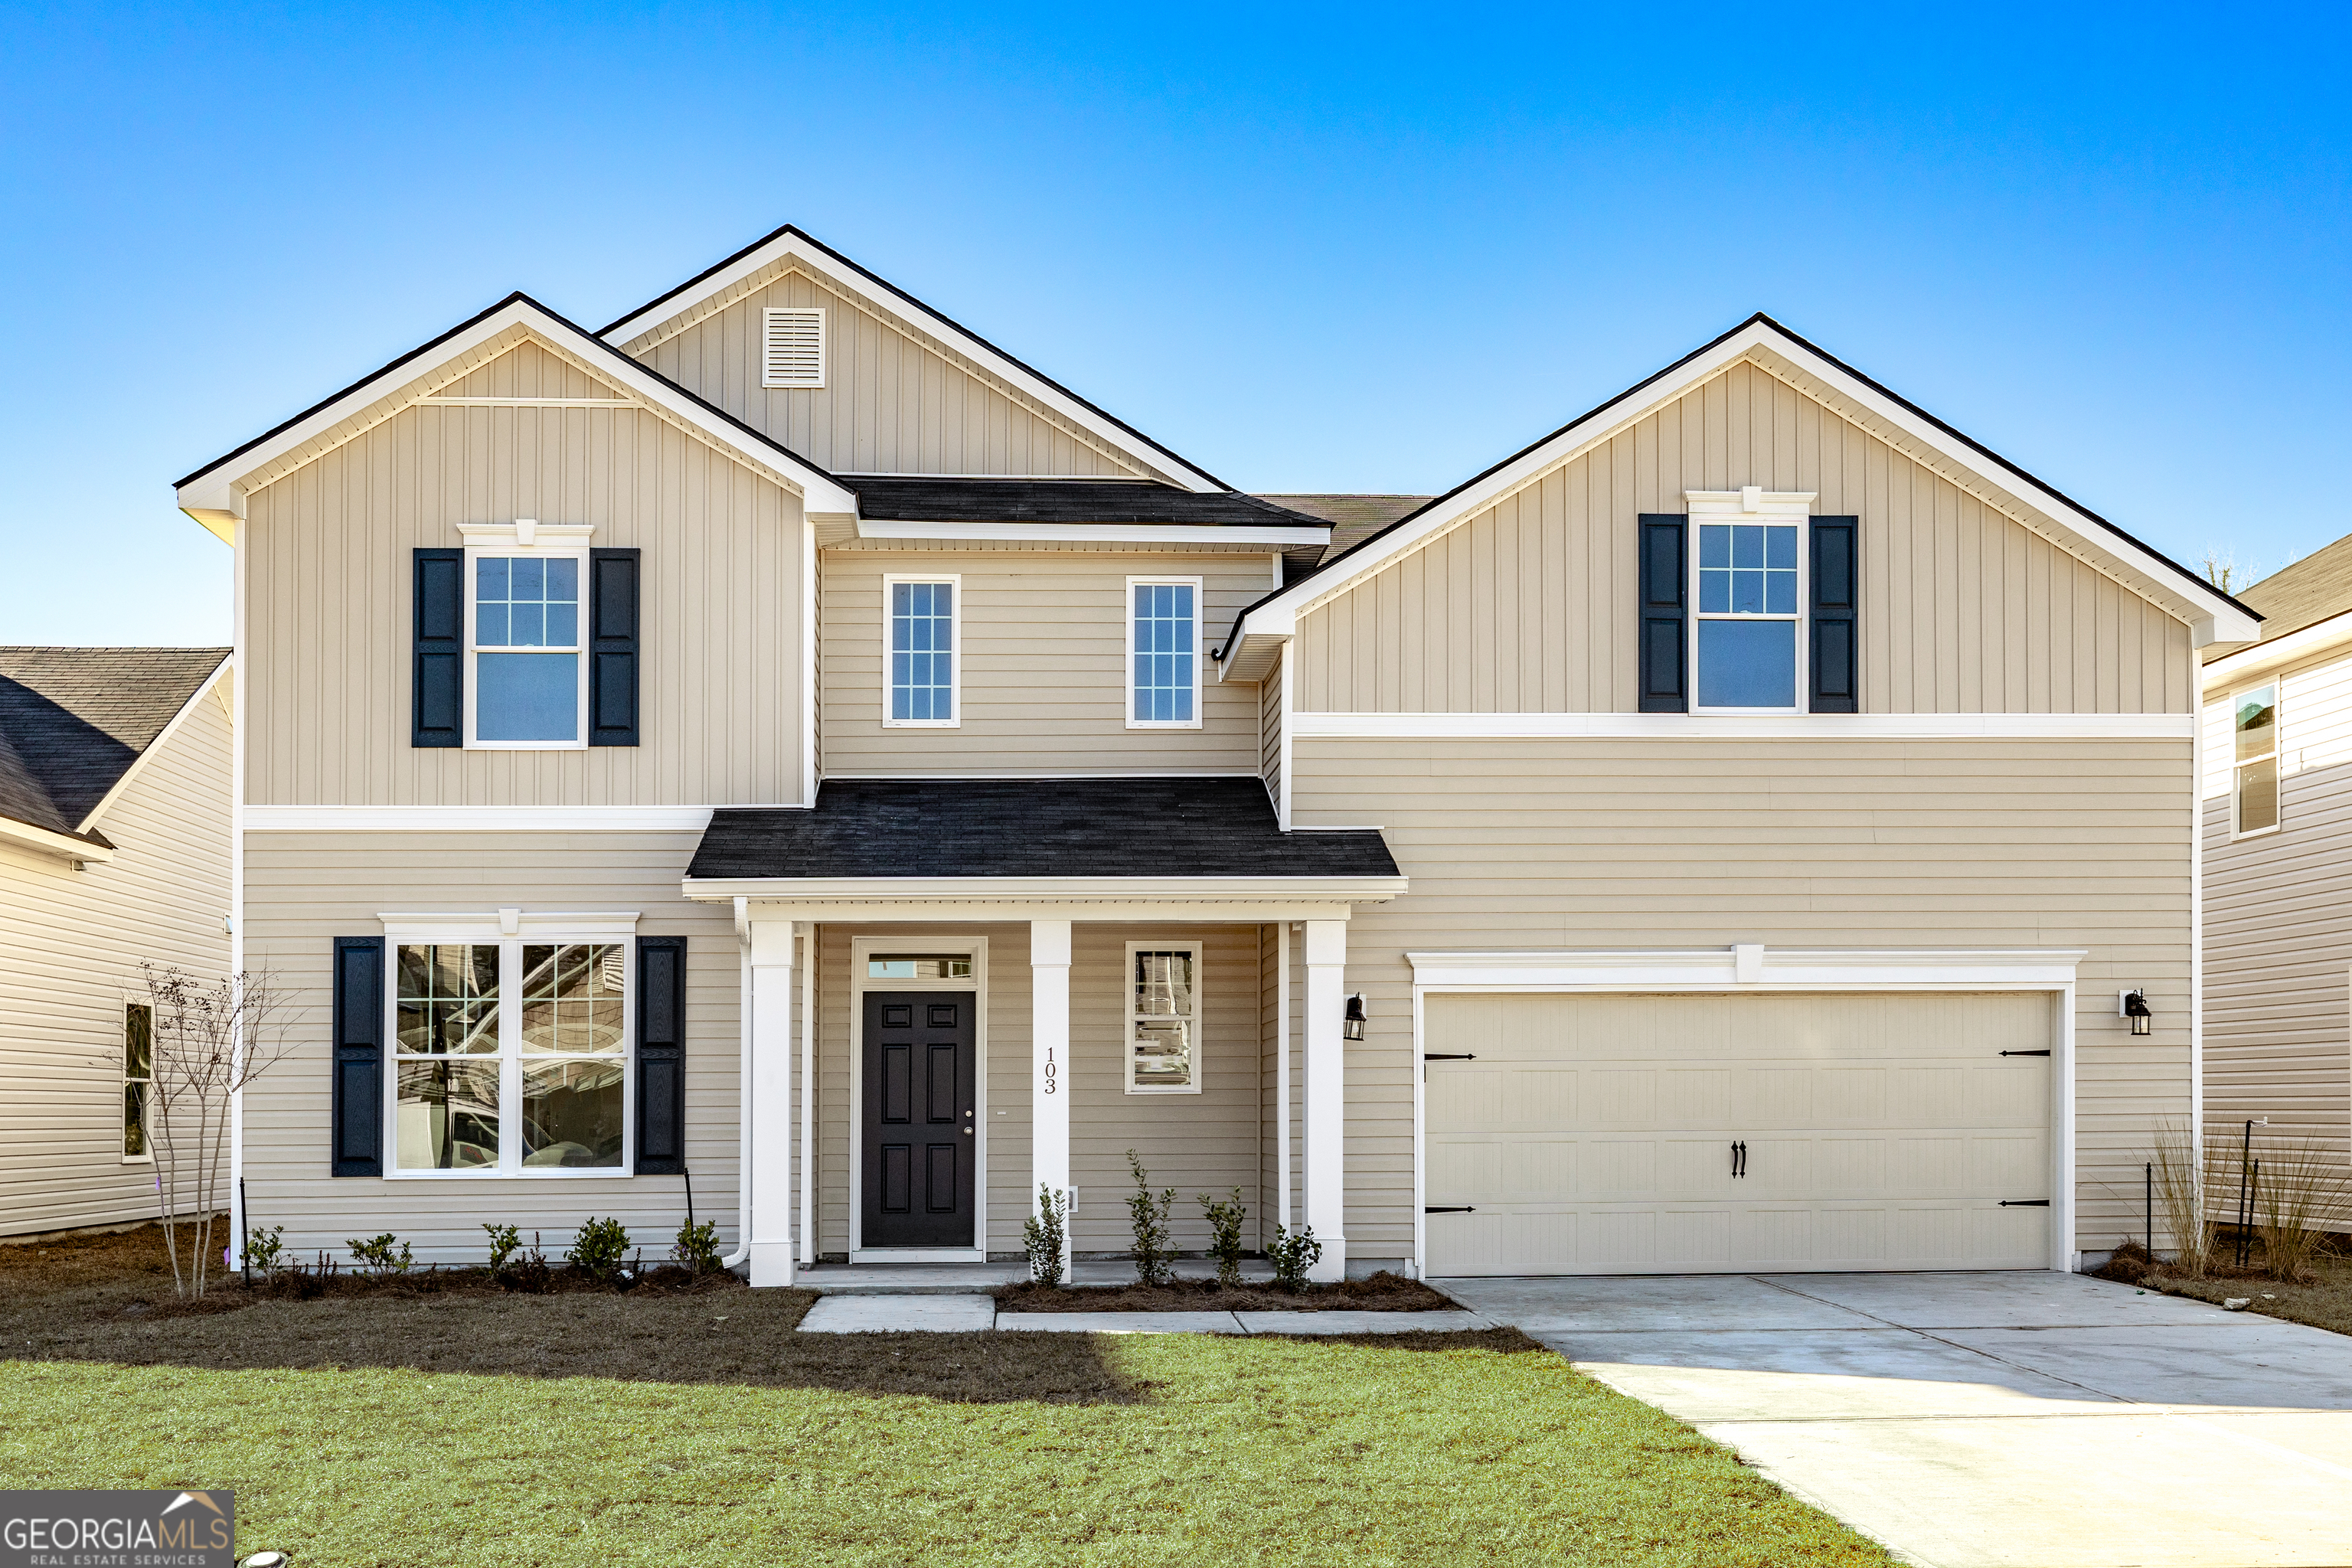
{"left": 1222, "top": 320, "right": 2256, "bottom": 656}
{"left": 854, "top": 519, "right": 1328, "bottom": 547}
{"left": 1406, "top": 945, "right": 2088, "bottom": 991}
{"left": 1294, "top": 711, "right": 2195, "bottom": 740}
{"left": 0, "top": 815, "right": 113, "bottom": 863}
{"left": 2201, "top": 607, "right": 2352, "bottom": 692}
{"left": 74, "top": 656, "right": 233, "bottom": 834}
{"left": 176, "top": 299, "right": 858, "bottom": 517}
{"left": 599, "top": 230, "right": 1223, "bottom": 493}
{"left": 246, "top": 805, "right": 723, "bottom": 831}
{"left": 682, "top": 874, "right": 1407, "bottom": 903}
{"left": 380, "top": 910, "right": 642, "bottom": 939}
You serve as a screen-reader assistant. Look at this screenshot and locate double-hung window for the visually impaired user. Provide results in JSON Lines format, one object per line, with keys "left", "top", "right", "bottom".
{"left": 390, "top": 936, "right": 631, "bottom": 1174}
{"left": 886, "top": 577, "right": 958, "bottom": 726}
{"left": 1126, "top": 942, "right": 1200, "bottom": 1093}
{"left": 2233, "top": 683, "right": 2280, "bottom": 836}
{"left": 470, "top": 550, "right": 586, "bottom": 746}
{"left": 122, "top": 1003, "right": 152, "bottom": 1161}
{"left": 1129, "top": 577, "right": 1200, "bottom": 727}
{"left": 1694, "top": 520, "right": 1804, "bottom": 711}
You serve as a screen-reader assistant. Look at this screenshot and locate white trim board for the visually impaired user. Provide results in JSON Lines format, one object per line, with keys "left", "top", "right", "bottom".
{"left": 247, "top": 806, "right": 723, "bottom": 831}
{"left": 1294, "top": 712, "right": 2196, "bottom": 740}
{"left": 2202, "top": 606, "right": 2352, "bottom": 691}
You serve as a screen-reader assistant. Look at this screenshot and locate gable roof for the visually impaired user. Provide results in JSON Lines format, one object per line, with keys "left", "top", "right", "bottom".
{"left": 2217, "top": 536, "right": 2352, "bottom": 652}
{"left": 1218, "top": 314, "right": 2261, "bottom": 666}
{"left": 1254, "top": 495, "right": 1435, "bottom": 577}
{"left": 596, "top": 224, "right": 1230, "bottom": 495}
{"left": 0, "top": 648, "right": 229, "bottom": 850}
{"left": 176, "top": 293, "right": 859, "bottom": 533}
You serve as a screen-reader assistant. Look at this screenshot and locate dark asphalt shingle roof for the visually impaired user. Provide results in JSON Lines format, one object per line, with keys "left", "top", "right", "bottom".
{"left": 688, "top": 777, "right": 1398, "bottom": 881}
{"left": 1253, "top": 495, "right": 1436, "bottom": 577}
{"left": 0, "top": 648, "right": 229, "bottom": 838}
{"left": 844, "top": 478, "right": 1329, "bottom": 529}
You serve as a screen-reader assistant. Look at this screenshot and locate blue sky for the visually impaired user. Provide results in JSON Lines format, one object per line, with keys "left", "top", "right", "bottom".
{"left": 4, "top": 2, "right": 2347, "bottom": 644}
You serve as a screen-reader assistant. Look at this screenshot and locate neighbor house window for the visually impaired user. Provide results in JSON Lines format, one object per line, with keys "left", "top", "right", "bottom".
{"left": 392, "top": 939, "right": 629, "bottom": 1174}
{"left": 122, "top": 1003, "right": 152, "bottom": 1161}
{"left": 2234, "top": 683, "right": 2280, "bottom": 836}
{"left": 1126, "top": 942, "right": 1200, "bottom": 1093}
{"left": 1693, "top": 521, "right": 1803, "bottom": 710}
{"left": 886, "top": 577, "right": 958, "bottom": 726}
{"left": 1129, "top": 578, "right": 1200, "bottom": 726}
{"left": 470, "top": 552, "right": 585, "bottom": 746}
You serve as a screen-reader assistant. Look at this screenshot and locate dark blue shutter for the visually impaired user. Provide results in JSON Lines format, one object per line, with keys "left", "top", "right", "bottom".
{"left": 590, "top": 547, "right": 641, "bottom": 747}
{"left": 635, "top": 936, "right": 687, "bottom": 1174}
{"left": 1810, "top": 516, "right": 1859, "bottom": 714}
{"left": 331, "top": 937, "right": 384, "bottom": 1177}
{"left": 1638, "top": 514, "right": 1688, "bottom": 712}
{"left": 413, "top": 548, "right": 464, "bottom": 747}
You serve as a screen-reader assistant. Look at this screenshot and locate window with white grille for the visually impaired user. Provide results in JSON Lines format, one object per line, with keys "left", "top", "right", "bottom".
{"left": 761, "top": 306, "right": 826, "bottom": 389}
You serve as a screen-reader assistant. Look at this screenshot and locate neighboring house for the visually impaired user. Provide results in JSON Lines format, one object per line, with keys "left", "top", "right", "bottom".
{"left": 2201, "top": 537, "right": 2352, "bottom": 1220}
{"left": 178, "top": 224, "right": 2256, "bottom": 1282}
{"left": 0, "top": 647, "right": 234, "bottom": 1239}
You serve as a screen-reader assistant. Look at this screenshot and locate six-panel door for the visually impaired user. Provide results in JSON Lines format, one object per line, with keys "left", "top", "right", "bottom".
{"left": 861, "top": 991, "right": 978, "bottom": 1247}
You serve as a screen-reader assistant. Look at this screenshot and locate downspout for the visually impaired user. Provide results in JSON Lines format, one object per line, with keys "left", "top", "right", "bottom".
{"left": 1276, "top": 922, "right": 1292, "bottom": 1232}
{"left": 226, "top": 514, "right": 248, "bottom": 1264}
{"left": 800, "top": 921, "right": 816, "bottom": 1265}
{"left": 721, "top": 896, "right": 753, "bottom": 1269}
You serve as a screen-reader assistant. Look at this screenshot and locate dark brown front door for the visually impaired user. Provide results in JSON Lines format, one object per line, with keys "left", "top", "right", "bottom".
{"left": 861, "top": 991, "right": 977, "bottom": 1247}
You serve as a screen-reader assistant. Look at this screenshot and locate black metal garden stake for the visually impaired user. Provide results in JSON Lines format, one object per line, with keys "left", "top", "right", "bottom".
{"left": 2145, "top": 1161, "right": 2153, "bottom": 1256}
{"left": 240, "top": 1176, "right": 250, "bottom": 1288}
{"left": 2236, "top": 1119, "right": 2256, "bottom": 1269}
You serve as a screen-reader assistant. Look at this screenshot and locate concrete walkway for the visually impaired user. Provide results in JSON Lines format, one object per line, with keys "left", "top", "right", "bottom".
{"left": 796, "top": 1294, "right": 1490, "bottom": 1334}
{"left": 1436, "top": 1271, "right": 2352, "bottom": 1568}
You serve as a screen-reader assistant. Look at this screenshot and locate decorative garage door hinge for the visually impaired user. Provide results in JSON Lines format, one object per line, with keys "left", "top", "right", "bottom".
{"left": 1998, "top": 1199, "right": 2052, "bottom": 1207}
{"left": 1423, "top": 1053, "right": 1476, "bottom": 1060}
{"left": 1999, "top": 1049, "right": 2053, "bottom": 1057}
{"left": 1423, "top": 1206, "right": 1476, "bottom": 1214}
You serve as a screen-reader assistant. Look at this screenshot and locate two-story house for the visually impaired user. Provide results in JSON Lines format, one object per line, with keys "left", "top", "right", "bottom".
{"left": 180, "top": 224, "right": 2255, "bottom": 1283}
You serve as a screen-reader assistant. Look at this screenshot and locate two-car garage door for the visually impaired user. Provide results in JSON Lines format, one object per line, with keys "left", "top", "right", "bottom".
{"left": 1423, "top": 991, "right": 2053, "bottom": 1276}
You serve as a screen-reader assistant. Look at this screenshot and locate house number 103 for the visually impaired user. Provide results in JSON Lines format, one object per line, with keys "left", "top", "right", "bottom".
{"left": 1043, "top": 1047, "right": 1057, "bottom": 1093}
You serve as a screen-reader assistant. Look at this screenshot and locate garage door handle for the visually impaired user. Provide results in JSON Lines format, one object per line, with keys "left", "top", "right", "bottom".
{"left": 1423, "top": 1053, "right": 1476, "bottom": 1060}
{"left": 1731, "top": 1140, "right": 1746, "bottom": 1178}
{"left": 1999, "top": 1199, "right": 2051, "bottom": 1207}
{"left": 2000, "top": 1049, "right": 2053, "bottom": 1057}
{"left": 1423, "top": 1206, "right": 1476, "bottom": 1214}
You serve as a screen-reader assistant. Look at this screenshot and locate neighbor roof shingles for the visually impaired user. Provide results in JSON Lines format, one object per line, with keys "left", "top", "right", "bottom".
{"left": 845, "top": 478, "right": 1328, "bottom": 529}
{"left": 0, "top": 648, "right": 229, "bottom": 838}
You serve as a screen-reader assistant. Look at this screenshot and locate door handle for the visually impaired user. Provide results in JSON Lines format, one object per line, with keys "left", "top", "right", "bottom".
{"left": 1731, "top": 1140, "right": 1747, "bottom": 1179}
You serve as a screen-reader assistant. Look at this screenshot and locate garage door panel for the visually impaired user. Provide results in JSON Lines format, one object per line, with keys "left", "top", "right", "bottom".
{"left": 1972, "top": 1132, "right": 2048, "bottom": 1193}
{"left": 1658, "top": 1069, "right": 1731, "bottom": 1124}
{"left": 1428, "top": 1136, "right": 1499, "bottom": 1200}
{"left": 1740, "top": 1067, "right": 1812, "bottom": 1124}
{"left": 1589, "top": 1070, "right": 1656, "bottom": 1127}
{"left": 1815, "top": 1135, "right": 1891, "bottom": 1196}
{"left": 1816, "top": 1067, "right": 1887, "bottom": 1125}
{"left": 1501, "top": 1138, "right": 1575, "bottom": 1200}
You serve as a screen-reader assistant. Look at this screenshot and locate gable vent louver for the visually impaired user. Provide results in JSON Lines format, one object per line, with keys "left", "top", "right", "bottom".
{"left": 761, "top": 306, "right": 826, "bottom": 390}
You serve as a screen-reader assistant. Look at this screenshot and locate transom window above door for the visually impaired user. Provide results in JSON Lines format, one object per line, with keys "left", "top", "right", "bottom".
{"left": 1694, "top": 519, "right": 1804, "bottom": 711}
{"left": 887, "top": 577, "right": 959, "bottom": 726}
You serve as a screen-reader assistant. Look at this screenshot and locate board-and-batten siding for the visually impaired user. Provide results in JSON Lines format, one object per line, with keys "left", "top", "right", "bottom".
{"left": 0, "top": 692, "right": 232, "bottom": 1236}
{"left": 1291, "top": 736, "right": 2194, "bottom": 1257}
{"left": 238, "top": 831, "right": 756, "bottom": 1262}
{"left": 2203, "top": 647, "right": 2352, "bottom": 1220}
{"left": 430, "top": 339, "right": 626, "bottom": 400}
{"left": 629, "top": 266, "right": 1155, "bottom": 481}
{"left": 813, "top": 923, "right": 1263, "bottom": 1259}
{"left": 819, "top": 551, "right": 1264, "bottom": 776}
{"left": 243, "top": 398, "right": 806, "bottom": 807}
{"left": 1295, "top": 361, "right": 2192, "bottom": 716}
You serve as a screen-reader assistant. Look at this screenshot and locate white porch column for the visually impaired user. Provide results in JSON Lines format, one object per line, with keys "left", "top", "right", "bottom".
{"left": 1031, "top": 918, "right": 1074, "bottom": 1279}
{"left": 1302, "top": 918, "right": 1348, "bottom": 1282}
{"left": 747, "top": 918, "right": 795, "bottom": 1287}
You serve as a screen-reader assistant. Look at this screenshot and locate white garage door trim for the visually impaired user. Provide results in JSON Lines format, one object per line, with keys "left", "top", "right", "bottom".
{"left": 1406, "top": 946, "right": 2086, "bottom": 1276}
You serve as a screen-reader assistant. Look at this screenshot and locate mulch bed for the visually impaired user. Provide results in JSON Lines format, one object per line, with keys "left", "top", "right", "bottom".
{"left": 2092, "top": 1238, "right": 2352, "bottom": 1338}
{"left": 994, "top": 1270, "right": 1455, "bottom": 1313}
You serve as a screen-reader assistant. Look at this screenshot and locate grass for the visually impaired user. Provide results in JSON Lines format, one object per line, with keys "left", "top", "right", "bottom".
{"left": 0, "top": 1228, "right": 1895, "bottom": 1567}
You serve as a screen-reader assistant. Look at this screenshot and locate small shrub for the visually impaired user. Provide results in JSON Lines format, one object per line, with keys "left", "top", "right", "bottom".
{"left": 1125, "top": 1150, "right": 1176, "bottom": 1287}
{"left": 499, "top": 1233, "right": 553, "bottom": 1293}
{"left": 672, "top": 1217, "right": 722, "bottom": 1275}
{"left": 566, "top": 1217, "right": 632, "bottom": 1283}
{"left": 1198, "top": 1187, "right": 1248, "bottom": 1287}
{"left": 1024, "top": 1184, "right": 1070, "bottom": 1285}
{"left": 239, "top": 1224, "right": 285, "bottom": 1276}
{"left": 1267, "top": 1223, "right": 1321, "bottom": 1292}
{"left": 346, "top": 1233, "right": 411, "bottom": 1276}
{"left": 483, "top": 1223, "right": 523, "bottom": 1275}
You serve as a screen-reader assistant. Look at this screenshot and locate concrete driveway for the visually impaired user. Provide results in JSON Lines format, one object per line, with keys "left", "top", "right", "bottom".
{"left": 1436, "top": 1271, "right": 2352, "bottom": 1568}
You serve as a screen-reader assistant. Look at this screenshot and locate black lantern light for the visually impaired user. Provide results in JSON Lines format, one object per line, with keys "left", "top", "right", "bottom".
{"left": 1342, "top": 994, "right": 1367, "bottom": 1041}
{"left": 2121, "top": 989, "right": 2153, "bottom": 1037}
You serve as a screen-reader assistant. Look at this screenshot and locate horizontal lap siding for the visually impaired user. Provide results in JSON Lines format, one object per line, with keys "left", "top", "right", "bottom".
{"left": 1297, "top": 361, "right": 2190, "bottom": 716}
{"left": 244, "top": 395, "right": 803, "bottom": 806}
{"left": 2203, "top": 650, "right": 2352, "bottom": 1225}
{"left": 820, "top": 551, "right": 1263, "bottom": 776}
{"left": 1261, "top": 647, "right": 1283, "bottom": 800}
{"left": 0, "top": 695, "right": 233, "bottom": 1236}
{"left": 1293, "top": 736, "right": 2194, "bottom": 1258}
{"left": 239, "top": 831, "right": 741, "bottom": 1263}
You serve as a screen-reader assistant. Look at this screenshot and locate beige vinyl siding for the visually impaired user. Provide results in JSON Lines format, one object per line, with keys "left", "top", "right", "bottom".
{"left": 0, "top": 690, "right": 233, "bottom": 1237}
{"left": 820, "top": 550, "right": 1264, "bottom": 776}
{"left": 243, "top": 399, "right": 807, "bottom": 807}
{"left": 429, "top": 340, "right": 627, "bottom": 400}
{"left": 812, "top": 923, "right": 1262, "bottom": 1259}
{"left": 1292, "top": 735, "right": 2195, "bottom": 1259}
{"left": 629, "top": 266, "right": 1158, "bottom": 481}
{"left": 2203, "top": 646, "right": 2352, "bottom": 1220}
{"left": 238, "top": 831, "right": 750, "bottom": 1261}
{"left": 1260, "top": 645, "right": 1283, "bottom": 799}
{"left": 1296, "top": 361, "right": 2193, "bottom": 716}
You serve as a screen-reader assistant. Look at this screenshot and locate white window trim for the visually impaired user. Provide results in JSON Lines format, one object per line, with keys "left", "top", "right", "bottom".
{"left": 881, "top": 573, "right": 962, "bottom": 730}
{"left": 1686, "top": 489, "right": 1813, "bottom": 717}
{"left": 461, "top": 521, "right": 594, "bottom": 751}
{"left": 846, "top": 934, "right": 988, "bottom": 1262}
{"left": 1124, "top": 939, "right": 1204, "bottom": 1095}
{"left": 1127, "top": 575, "right": 1204, "bottom": 730}
{"left": 760, "top": 305, "right": 827, "bottom": 390}
{"left": 381, "top": 920, "right": 637, "bottom": 1180}
{"left": 122, "top": 1001, "right": 153, "bottom": 1165}
{"left": 2231, "top": 681, "right": 2282, "bottom": 840}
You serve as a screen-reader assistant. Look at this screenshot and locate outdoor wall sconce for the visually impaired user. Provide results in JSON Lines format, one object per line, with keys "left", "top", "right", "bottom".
{"left": 1342, "top": 994, "right": 1367, "bottom": 1041}
{"left": 2119, "top": 989, "right": 2153, "bottom": 1037}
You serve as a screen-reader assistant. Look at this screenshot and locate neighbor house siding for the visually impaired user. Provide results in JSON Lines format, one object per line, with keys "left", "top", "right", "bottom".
{"left": 1292, "top": 735, "right": 2195, "bottom": 1259}
{"left": 243, "top": 397, "right": 807, "bottom": 807}
{"left": 1295, "top": 361, "right": 2193, "bottom": 716}
{"left": 0, "top": 690, "right": 233, "bottom": 1236}
{"left": 818, "top": 550, "right": 1266, "bottom": 776}
{"left": 1260, "top": 645, "right": 1284, "bottom": 803}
